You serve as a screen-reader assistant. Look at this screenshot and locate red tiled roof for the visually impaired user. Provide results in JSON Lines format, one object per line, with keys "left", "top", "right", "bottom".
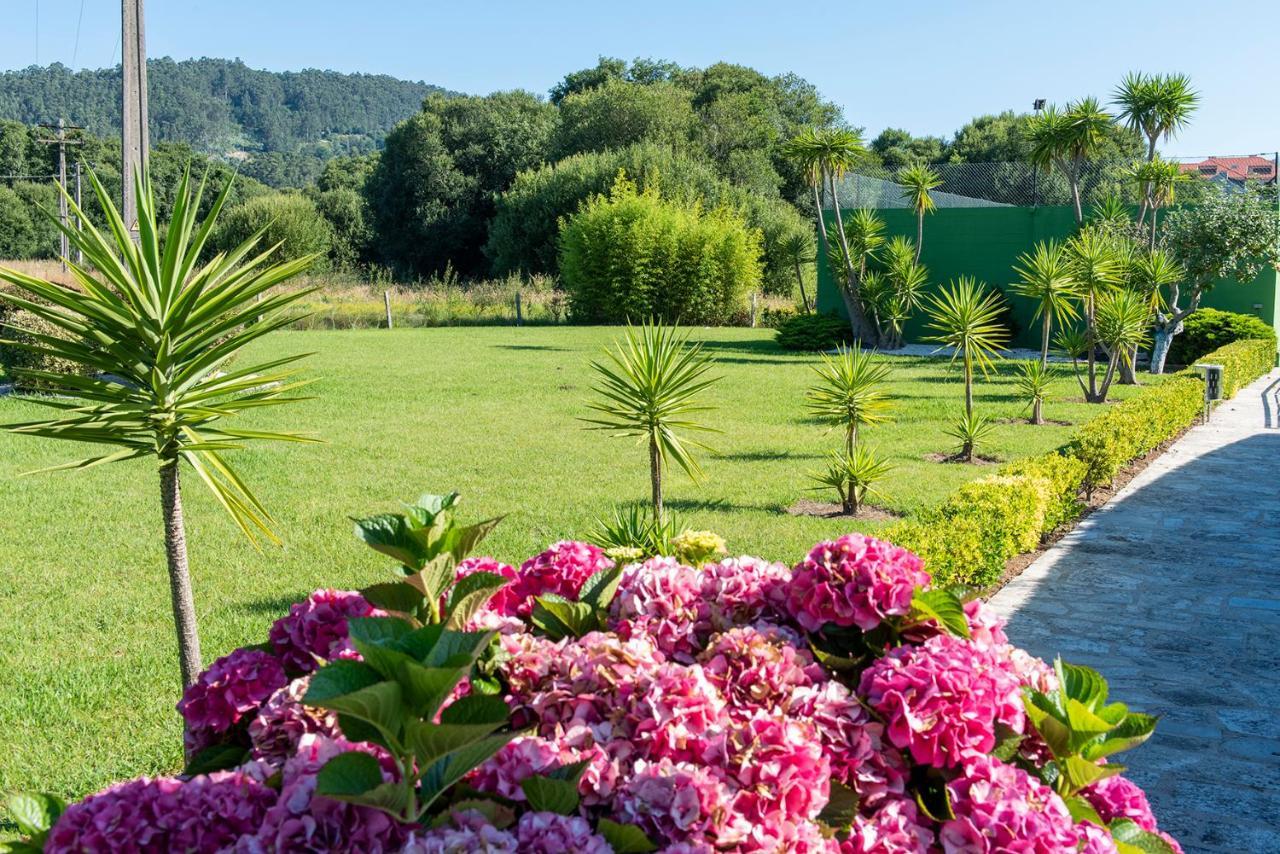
{"left": 1179, "top": 156, "right": 1276, "bottom": 181}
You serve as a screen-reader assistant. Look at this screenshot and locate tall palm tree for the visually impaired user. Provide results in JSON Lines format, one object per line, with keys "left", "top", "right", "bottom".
{"left": 1065, "top": 228, "right": 1123, "bottom": 398}
{"left": 1011, "top": 240, "right": 1080, "bottom": 366}
{"left": 925, "top": 277, "right": 1009, "bottom": 420}
{"left": 783, "top": 127, "right": 878, "bottom": 341}
{"left": 0, "top": 168, "right": 320, "bottom": 689}
{"left": 1026, "top": 98, "right": 1115, "bottom": 224}
{"left": 898, "top": 163, "right": 942, "bottom": 261}
{"left": 1113, "top": 72, "right": 1198, "bottom": 226}
{"left": 583, "top": 322, "right": 720, "bottom": 522}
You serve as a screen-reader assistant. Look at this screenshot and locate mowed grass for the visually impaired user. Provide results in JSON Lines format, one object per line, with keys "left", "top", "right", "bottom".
{"left": 0, "top": 326, "right": 1149, "bottom": 804}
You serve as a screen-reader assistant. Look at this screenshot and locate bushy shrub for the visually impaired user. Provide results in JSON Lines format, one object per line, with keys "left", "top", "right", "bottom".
{"left": 1205, "top": 337, "right": 1277, "bottom": 398}
{"left": 212, "top": 192, "right": 333, "bottom": 271}
{"left": 20, "top": 510, "right": 1181, "bottom": 854}
{"left": 485, "top": 142, "right": 811, "bottom": 296}
{"left": 559, "top": 177, "right": 762, "bottom": 324}
{"left": 774, "top": 312, "right": 853, "bottom": 350}
{"left": 0, "top": 302, "right": 84, "bottom": 389}
{"left": 0, "top": 185, "right": 45, "bottom": 259}
{"left": 999, "top": 452, "right": 1087, "bottom": 532}
{"left": 1168, "top": 307, "right": 1276, "bottom": 366}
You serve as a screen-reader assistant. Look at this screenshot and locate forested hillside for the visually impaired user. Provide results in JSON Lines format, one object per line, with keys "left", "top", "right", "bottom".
{"left": 0, "top": 58, "right": 450, "bottom": 184}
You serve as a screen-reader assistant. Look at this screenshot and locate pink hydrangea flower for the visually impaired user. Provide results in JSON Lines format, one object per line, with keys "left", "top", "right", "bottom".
{"left": 739, "top": 819, "right": 841, "bottom": 853}
{"left": 1075, "top": 822, "right": 1121, "bottom": 854}
{"left": 784, "top": 534, "right": 929, "bottom": 632}
{"left": 787, "top": 680, "right": 907, "bottom": 808}
{"left": 177, "top": 648, "right": 287, "bottom": 753}
{"left": 699, "top": 556, "right": 791, "bottom": 631}
{"left": 717, "top": 713, "right": 831, "bottom": 826}
{"left": 512, "top": 541, "right": 614, "bottom": 616}
{"left": 247, "top": 675, "right": 340, "bottom": 769}
{"left": 611, "top": 557, "right": 709, "bottom": 661}
{"left": 859, "top": 634, "right": 1025, "bottom": 768}
{"left": 468, "top": 736, "right": 569, "bottom": 800}
{"left": 940, "top": 755, "right": 1077, "bottom": 853}
{"left": 245, "top": 734, "right": 410, "bottom": 853}
{"left": 47, "top": 771, "right": 275, "bottom": 854}
{"left": 515, "top": 811, "right": 612, "bottom": 854}
{"left": 451, "top": 556, "right": 521, "bottom": 619}
{"left": 613, "top": 758, "right": 740, "bottom": 846}
{"left": 699, "top": 623, "right": 824, "bottom": 713}
{"left": 268, "top": 589, "right": 382, "bottom": 672}
{"left": 842, "top": 797, "right": 934, "bottom": 853}
{"left": 627, "top": 663, "right": 728, "bottom": 763}
{"left": 1082, "top": 775, "right": 1159, "bottom": 832}
{"left": 403, "top": 809, "right": 520, "bottom": 853}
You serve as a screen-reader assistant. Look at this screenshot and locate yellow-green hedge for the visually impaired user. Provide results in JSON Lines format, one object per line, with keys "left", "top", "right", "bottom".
{"left": 882, "top": 336, "right": 1274, "bottom": 589}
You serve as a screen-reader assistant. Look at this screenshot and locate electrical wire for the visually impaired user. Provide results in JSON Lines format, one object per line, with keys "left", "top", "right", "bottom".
{"left": 72, "top": 0, "right": 87, "bottom": 69}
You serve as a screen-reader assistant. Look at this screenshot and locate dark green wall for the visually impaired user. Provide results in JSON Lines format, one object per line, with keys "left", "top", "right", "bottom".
{"left": 816, "top": 205, "right": 1280, "bottom": 350}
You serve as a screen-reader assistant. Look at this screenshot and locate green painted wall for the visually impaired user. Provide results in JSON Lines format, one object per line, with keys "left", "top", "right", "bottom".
{"left": 816, "top": 205, "right": 1280, "bottom": 351}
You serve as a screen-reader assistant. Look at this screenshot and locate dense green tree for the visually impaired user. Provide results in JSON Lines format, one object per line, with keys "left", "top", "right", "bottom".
{"left": 551, "top": 79, "right": 695, "bottom": 160}
{"left": 0, "top": 185, "right": 41, "bottom": 257}
{"left": 212, "top": 192, "right": 334, "bottom": 271}
{"left": 948, "top": 112, "right": 1034, "bottom": 163}
{"left": 870, "top": 128, "right": 946, "bottom": 170}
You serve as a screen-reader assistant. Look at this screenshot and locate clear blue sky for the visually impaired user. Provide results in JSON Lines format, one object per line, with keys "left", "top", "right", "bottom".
{"left": 6, "top": 0, "right": 1276, "bottom": 156}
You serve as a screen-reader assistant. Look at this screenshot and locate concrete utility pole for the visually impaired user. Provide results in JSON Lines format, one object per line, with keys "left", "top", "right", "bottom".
{"left": 37, "top": 119, "right": 84, "bottom": 270}
{"left": 121, "top": 0, "right": 149, "bottom": 238}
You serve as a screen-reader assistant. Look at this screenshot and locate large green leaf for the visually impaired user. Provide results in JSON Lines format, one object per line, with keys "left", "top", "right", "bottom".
{"left": 596, "top": 819, "right": 658, "bottom": 853}
{"left": 312, "top": 681, "right": 405, "bottom": 746}
{"left": 394, "top": 659, "right": 469, "bottom": 720}
{"left": 521, "top": 774, "right": 581, "bottom": 816}
{"left": 422, "top": 630, "right": 495, "bottom": 669}
{"left": 531, "top": 594, "right": 599, "bottom": 640}
{"left": 416, "top": 734, "right": 515, "bottom": 813}
{"left": 1110, "top": 818, "right": 1180, "bottom": 854}
{"left": 182, "top": 743, "right": 249, "bottom": 777}
{"left": 304, "top": 660, "right": 383, "bottom": 703}
{"left": 578, "top": 566, "right": 625, "bottom": 610}
{"left": 909, "top": 587, "right": 970, "bottom": 638}
{"left": 1084, "top": 713, "right": 1159, "bottom": 760}
{"left": 405, "top": 719, "right": 508, "bottom": 767}
{"left": 353, "top": 514, "right": 425, "bottom": 569}
{"left": 359, "top": 581, "right": 426, "bottom": 616}
{"left": 316, "top": 752, "right": 410, "bottom": 819}
{"left": 1057, "top": 658, "right": 1108, "bottom": 710}
{"left": 816, "top": 779, "right": 859, "bottom": 831}
{"left": 5, "top": 792, "right": 65, "bottom": 837}
{"left": 445, "top": 571, "right": 510, "bottom": 630}
{"left": 1061, "top": 755, "right": 1122, "bottom": 792}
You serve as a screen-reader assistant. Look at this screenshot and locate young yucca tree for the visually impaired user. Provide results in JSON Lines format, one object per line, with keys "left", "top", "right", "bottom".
{"left": 1065, "top": 228, "right": 1123, "bottom": 397}
{"left": 926, "top": 277, "right": 1008, "bottom": 463}
{"left": 0, "top": 168, "right": 319, "bottom": 689}
{"left": 1026, "top": 98, "right": 1115, "bottom": 224}
{"left": 779, "top": 230, "right": 816, "bottom": 313}
{"left": 1113, "top": 71, "right": 1198, "bottom": 226}
{"left": 810, "top": 444, "right": 893, "bottom": 515}
{"left": 1015, "top": 359, "right": 1055, "bottom": 425}
{"left": 583, "top": 321, "right": 720, "bottom": 522}
{"left": 897, "top": 163, "right": 942, "bottom": 261}
{"left": 1011, "top": 240, "right": 1080, "bottom": 366}
{"left": 1090, "top": 289, "right": 1152, "bottom": 403}
{"left": 805, "top": 343, "right": 893, "bottom": 457}
{"left": 1124, "top": 157, "right": 1187, "bottom": 247}
{"left": 942, "top": 410, "right": 995, "bottom": 464}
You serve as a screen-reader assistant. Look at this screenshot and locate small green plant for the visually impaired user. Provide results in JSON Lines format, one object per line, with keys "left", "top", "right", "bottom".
{"left": 809, "top": 444, "right": 893, "bottom": 515}
{"left": 591, "top": 504, "right": 682, "bottom": 562}
{"left": 583, "top": 321, "right": 721, "bottom": 521}
{"left": 1015, "top": 359, "right": 1055, "bottom": 425}
{"left": 805, "top": 343, "right": 893, "bottom": 457}
{"left": 926, "top": 276, "right": 1007, "bottom": 461}
{"left": 774, "top": 312, "right": 853, "bottom": 351}
{"left": 944, "top": 410, "right": 995, "bottom": 463}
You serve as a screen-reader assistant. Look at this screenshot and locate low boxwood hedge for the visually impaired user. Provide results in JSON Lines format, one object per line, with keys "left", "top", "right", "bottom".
{"left": 892, "top": 337, "right": 1275, "bottom": 588}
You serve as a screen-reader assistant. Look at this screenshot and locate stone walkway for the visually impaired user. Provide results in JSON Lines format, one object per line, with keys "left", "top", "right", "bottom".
{"left": 990, "top": 369, "right": 1280, "bottom": 854}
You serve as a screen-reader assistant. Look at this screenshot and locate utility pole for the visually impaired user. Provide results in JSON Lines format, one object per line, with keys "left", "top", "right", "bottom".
{"left": 74, "top": 161, "right": 83, "bottom": 265}
{"left": 37, "top": 119, "right": 84, "bottom": 270}
{"left": 122, "top": 0, "right": 149, "bottom": 238}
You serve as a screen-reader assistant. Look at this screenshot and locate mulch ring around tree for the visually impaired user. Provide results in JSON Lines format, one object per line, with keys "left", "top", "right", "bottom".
{"left": 785, "top": 499, "right": 903, "bottom": 521}
{"left": 993, "top": 417, "right": 1072, "bottom": 426}
{"left": 923, "top": 452, "right": 1000, "bottom": 465}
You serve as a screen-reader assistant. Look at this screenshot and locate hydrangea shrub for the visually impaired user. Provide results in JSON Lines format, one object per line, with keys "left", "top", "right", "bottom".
{"left": 17, "top": 505, "right": 1182, "bottom": 854}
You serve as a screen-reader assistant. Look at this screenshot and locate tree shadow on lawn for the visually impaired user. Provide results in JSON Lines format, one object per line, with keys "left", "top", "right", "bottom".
{"left": 491, "top": 345, "right": 573, "bottom": 352}
{"left": 236, "top": 593, "right": 316, "bottom": 617}
{"left": 664, "top": 496, "right": 776, "bottom": 514}
{"left": 715, "top": 449, "right": 823, "bottom": 462}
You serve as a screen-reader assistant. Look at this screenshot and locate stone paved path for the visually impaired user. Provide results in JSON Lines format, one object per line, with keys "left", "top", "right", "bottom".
{"left": 989, "top": 369, "right": 1280, "bottom": 854}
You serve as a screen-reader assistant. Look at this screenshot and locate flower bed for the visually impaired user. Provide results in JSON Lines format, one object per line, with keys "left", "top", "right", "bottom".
{"left": 16, "top": 502, "right": 1183, "bottom": 854}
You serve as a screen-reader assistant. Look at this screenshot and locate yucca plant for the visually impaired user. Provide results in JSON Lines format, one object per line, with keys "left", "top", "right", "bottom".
{"left": 805, "top": 343, "right": 893, "bottom": 457}
{"left": 583, "top": 321, "right": 720, "bottom": 521}
{"left": 1025, "top": 98, "right": 1115, "bottom": 224}
{"left": 0, "top": 167, "right": 319, "bottom": 689}
{"left": 1091, "top": 289, "right": 1152, "bottom": 402}
{"left": 1015, "top": 359, "right": 1056, "bottom": 425}
{"left": 944, "top": 410, "right": 995, "bottom": 463}
{"left": 809, "top": 444, "right": 893, "bottom": 515}
{"left": 591, "top": 504, "right": 682, "bottom": 562}
{"left": 779, "top": 230, "right": 816, "bottom": 313}
{"left": 1065, "top": 228, "right": 1123, "bottom": 398}
{"left": 1011, "top": 240, "right": 1079, "bottom": 366}
{"left": 925, "top": 276, "right": 1009, "bottom": 419}
{"left": 897, "top": 162, "right": 942, "bottom": 260}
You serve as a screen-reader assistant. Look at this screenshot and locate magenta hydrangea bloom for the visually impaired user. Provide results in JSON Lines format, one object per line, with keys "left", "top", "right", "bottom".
{"left": 468, "top": 736, "right": 570, "bottom": 801}
{"left": 512, "top": 541, "right": 614, "bottom": 617}
{"left": 47, "top": 770, "right": 275, "bottom": 854}
{"left": 247, "top": 675, "right": 339, "bottom": 769}
{"left": 177, "top": 648, "right": 287, "bottom": 753}
{"left": 842, "top": 797, "right": 934, "bottom": 853}
{"left": 515, "top": 811, "right": 612, "bottom": 854}
{"left": 784, "top": 534, "right": 929, "bottom": 632}
{"left": 1075, "top": 822, "right": 1121, "bottom": 854}
{"left": 402, "top": 809, "right": 519, "bottom": 853}
{"left": 268, "top": 588, "right": 382, "bottom": 673}
{"left": 940, "top": 755, "right": 1078, "bottom": 853}
{"left": 627, "top": 663, "right": 728, "bottom": 764}
{"left": 611, "top": 557, "right": 709, "bottom": 661}
{"left": 700, "top": 556, "right": 791, "bottom": 632}
{"left": 739, "top": 819, "right": 840, "bottom": 853}
{"left": 246, "top": 734, "right": 410, "bottom": 853}
{"left": 859, "top": 634, "right": 1025, "bottom": 768}
{"left": 613, "top": 757, "right": 740, "bottom": 846}
{"left": 718, "top": 713, "right": 830, "bottom": 826}
{"left": 699, "top": 623, "right": 824, "bottom": 713}
{"left": 452, "top": 556, "right": 521, "bottom": 618}
{"left": 1082, "top": 775, "right": 1159, "bottom": 832}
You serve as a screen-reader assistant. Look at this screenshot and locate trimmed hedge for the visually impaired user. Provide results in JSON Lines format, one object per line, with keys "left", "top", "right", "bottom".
{"left": 886, "top": 336, "right": 1274, "bottom": 588}
{"left": 1167, "top": 307, "right": 1275, "bottom": 367}
{"left": 774, "top": 312, "right": 852, "bottom": 351}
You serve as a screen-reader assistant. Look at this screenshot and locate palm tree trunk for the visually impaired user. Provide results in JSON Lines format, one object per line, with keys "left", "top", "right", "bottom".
{"left": 794, "top": 261, "right": 811, "bottom": 313}
{"left": 1032, "top": 398, "right": 1044, "bottom": 426}
{"left": 160, "top": 459, "right": 202, "bottom": 690}
{"left": 964, "top": 352, "right": 973, "bottom": 419}
{"left": 649, "top": 435, "right": 663, "bottom": 521}
{"left": 1040, "top": 313, "right": 1051, "bottom": 368}
{"left": 915, "top": 210, "right": 924, "bottom": 262}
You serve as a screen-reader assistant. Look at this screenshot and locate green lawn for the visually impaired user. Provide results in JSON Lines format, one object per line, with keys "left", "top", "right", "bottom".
{"left": 0, "top": 326, "right": 1149, "bottom": 804}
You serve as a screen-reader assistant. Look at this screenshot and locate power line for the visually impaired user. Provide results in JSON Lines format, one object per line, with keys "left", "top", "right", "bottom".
{"left": 72, "top": 0, "right": 87, "bottom": 69}
{"left": 34, "top": 0, "right": 39, "bottom": 66}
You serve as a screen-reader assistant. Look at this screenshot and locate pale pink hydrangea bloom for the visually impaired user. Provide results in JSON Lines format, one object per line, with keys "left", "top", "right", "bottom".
{"left": 268, "top": 589, "right": 383, "bottom": 673}
{"left": 515, "top": 811, "right": 612, "bottom": 854}
{"left": 841, "top": 797, "right": 934, "bottom": 853}
{"left": 940, "top": 755, "right": 1078, "bottom": 853}
{"left": 611, "top": 557, "right": 710, "bottom": 661}
{"left": 785, "top": 534, "right": 930, "bottom": 632}
{"left": 738, "top": 819, "right": 841, "bottom": 853}
{"left": 627, "top": 663, "right": 729, "bottom": 764}
{"left": 699, "top": 555, "right": 791, "bottom": 632}
{"left": 859, "top": 634, "right": 1026, "bottom": 768}
{"left": 467, "top": 736, "right": 570, "bottom": 801}
{"left": 1075, "top": 822, "right": 1121, "bottom": 854}
{"left": 613, "top": 757, "right": 740, "bottom": 846}
{"left": 699, "top": 623, "right": 824, "bottom": 712}
{"left": 717, "top": 713, "right": 831, "bottom": 826}
{"left": 247, "top": 675, "right": 339, "bottom": 769}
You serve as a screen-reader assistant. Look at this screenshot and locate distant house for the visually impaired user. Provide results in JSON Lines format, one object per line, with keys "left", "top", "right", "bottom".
{"left": 1179, "top": 155, "right": 1277, "bottom": 186}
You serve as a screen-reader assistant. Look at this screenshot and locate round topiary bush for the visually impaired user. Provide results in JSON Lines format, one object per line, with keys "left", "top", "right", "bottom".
{"left": 1167, "top": 307, "right": 1276, "bottom": 367}
{"left": 559, "top": 176, "right": 763, "bottom": 325}
{"left": 24, "top": 509, "right": 1182, "bottom": 854}
{"left": 775, "top": 312, "right": 854, "bottom": 350}
{"left": 212, "top": 192, "right": 334, "bottom": 272}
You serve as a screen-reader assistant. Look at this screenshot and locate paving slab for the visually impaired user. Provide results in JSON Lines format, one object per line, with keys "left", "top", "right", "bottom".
{"left": 989, "top": 369, "right": 1280, "bottom": 854}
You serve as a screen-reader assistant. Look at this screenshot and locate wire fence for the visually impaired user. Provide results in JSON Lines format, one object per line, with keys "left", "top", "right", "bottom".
{"left": 829, "top": 153, "right": 1280, "bottom": 209}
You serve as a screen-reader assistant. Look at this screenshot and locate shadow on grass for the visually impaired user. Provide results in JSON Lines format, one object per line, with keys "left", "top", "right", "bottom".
{"left": 715, "top": 449, "right": 822, "bottom": 462}
{"left": 666, "top": 496, "right": 772, "bottom": 514}
{"left": 492, "top": 345, "right": 573, "bottom": 352}
{"left": 236, "top": 594, "right": 314, "bottom": 617}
